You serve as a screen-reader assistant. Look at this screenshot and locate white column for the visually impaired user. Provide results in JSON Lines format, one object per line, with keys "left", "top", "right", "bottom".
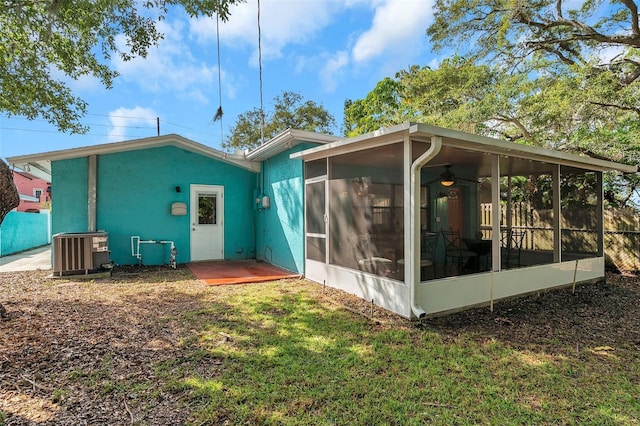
{"left": 491, "top": 155, "right": 501, "bottom": 271}
{"left": 553, "top": 165, "right": 561, "bottom": 263}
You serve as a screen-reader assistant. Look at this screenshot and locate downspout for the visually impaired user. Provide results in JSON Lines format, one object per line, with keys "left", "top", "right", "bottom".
{"left": 408, "top": 134, "right": 442, "bottom": 319}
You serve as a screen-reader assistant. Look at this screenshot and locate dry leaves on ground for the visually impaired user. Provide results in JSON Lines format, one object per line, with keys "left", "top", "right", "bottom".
{"left": 0, "top": 267, "right": 639, "bottom": 424}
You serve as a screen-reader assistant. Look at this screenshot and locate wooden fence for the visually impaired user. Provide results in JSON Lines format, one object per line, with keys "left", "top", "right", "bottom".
{"left": 480, "top": 203, "right": 640, "bottom": 273}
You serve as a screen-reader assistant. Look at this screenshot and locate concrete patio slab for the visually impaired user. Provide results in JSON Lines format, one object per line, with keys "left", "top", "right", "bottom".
{"left": 0, "top": 245, "right": 52, "bottom": 272}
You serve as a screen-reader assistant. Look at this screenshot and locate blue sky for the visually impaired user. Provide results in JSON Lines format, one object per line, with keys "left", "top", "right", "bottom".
{"left": 0, "top": 0, "right": 437, "bottom": 159}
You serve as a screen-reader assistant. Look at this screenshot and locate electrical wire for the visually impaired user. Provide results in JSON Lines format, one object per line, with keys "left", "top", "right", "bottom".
{"left": 257, "top": 0, "right": 264, "bottom": 144}
{"left": 1, "top": 116, "right": 219, "bottom": 139}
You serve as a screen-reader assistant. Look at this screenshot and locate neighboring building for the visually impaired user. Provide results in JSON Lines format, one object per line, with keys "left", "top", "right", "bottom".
{"left": 13, "top": 170, "right": 51, "bottom": 212}
{"left": 7, "top": 123, "right": 636, "bottom": 319}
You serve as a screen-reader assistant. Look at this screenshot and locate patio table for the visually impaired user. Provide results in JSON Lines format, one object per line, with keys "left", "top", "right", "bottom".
{"left": 462, "top": 238, "right": 491, "bottom": 271}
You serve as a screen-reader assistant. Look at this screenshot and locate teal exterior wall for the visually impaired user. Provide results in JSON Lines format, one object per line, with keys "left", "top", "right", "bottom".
{"left": 254, "top": 143, "right": 316, "bottom": 274}
{"left": 0, "top": 211, "right": 50, "bottom": 256}
{"left": 52, "top": 157, "right": 89, "bottom": 234}
{"left": 52, "top": 146, "right": 256, "bottom": 266}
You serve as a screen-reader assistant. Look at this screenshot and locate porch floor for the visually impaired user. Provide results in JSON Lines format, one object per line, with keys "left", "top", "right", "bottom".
{"left": 187, "top": 260, "right": 300, "bottom": 285}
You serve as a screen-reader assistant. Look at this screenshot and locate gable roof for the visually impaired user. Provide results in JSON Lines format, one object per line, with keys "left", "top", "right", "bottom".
{"left": 7, "top": 130, "right": 339, "bottom": 181}
{"left": 246, "top": 128, "right": 339, "bottom": 161}
{"left": 7, "top": 134, "right": 259, "bottom": 180}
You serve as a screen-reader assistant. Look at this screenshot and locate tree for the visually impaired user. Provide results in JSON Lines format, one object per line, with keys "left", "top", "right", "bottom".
{"left": 344, "top": 58, "right": 532, "bottom": 141}
{"left": 428, "top": 0, "right": 640, "bottom": 73}
{"left": 1, "top": 0, "right": 243, "bottom": 133}
{"left": 343, "top": 77, "right": 415, "bottom": 136}
{"left": 0, "top": 162, "right": 19, "bottom": 224}
{"left": 224, "top": 91, "right": 336, "bottom": 150}
{"left": 0, "top": 0, "right": 244, "bottom": 226}
{"left": 426, "top": 0, "right": 640, "bottom": 204}
{"left": 345, "top": 57, "right": 640, "bottom": 206}
{"left": 426, "top": 1, "right": 640, "bottom": 146}
{"left": 0, "top": 0, "right": 244, "bottom": 317}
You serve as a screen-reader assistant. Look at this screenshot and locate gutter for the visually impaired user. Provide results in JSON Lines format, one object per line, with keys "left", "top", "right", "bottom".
{"left": 408, "top": 132, "right": 442, "bottom": 319}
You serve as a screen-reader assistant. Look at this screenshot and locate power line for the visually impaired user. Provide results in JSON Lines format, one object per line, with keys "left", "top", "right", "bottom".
{"left": 1, "top": 114, "right": 220, "bottom": 139}
{"left": 0, "top": 126, "right": 153, "bottom": 139}
{"left": 159, "top": 119, "right": 218, "bottom": 137}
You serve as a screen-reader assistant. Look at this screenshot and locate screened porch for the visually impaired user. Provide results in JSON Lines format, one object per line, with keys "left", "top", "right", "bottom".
{"left": 295, "top": 123, "right": 633, "bottom": 319}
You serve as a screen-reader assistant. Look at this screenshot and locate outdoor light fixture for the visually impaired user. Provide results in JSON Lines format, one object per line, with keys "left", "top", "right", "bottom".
{"left": 439, "top": 165, "right": 456, "bottom": 187}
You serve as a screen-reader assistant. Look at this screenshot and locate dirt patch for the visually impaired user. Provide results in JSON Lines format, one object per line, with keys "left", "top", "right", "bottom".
{"left": 0, "top": 267, "right": 205, "bottom": 425}
{"left": 1, "top": 267, "right": 639, "bottom": 424}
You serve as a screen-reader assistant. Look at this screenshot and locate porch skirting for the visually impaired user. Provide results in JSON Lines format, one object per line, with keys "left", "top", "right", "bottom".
{"left": 308, "top": 257, "right": 604, "bottom": 319}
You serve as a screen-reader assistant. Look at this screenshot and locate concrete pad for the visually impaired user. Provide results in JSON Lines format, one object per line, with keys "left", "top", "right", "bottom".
{"left": 0, "top": 245, "right": 52, "bottom": 272}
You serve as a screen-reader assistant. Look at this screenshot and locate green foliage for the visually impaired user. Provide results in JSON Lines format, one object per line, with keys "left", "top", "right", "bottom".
{"left": 344, "top": 58, "right": 533, "bottom": 141}
{"left": 428, "top": 0, "right": 639, "bottom": 70}
{"left": 224, "top": 91, "right": 336, "bottom": 150}
{"left": 0, "top": 0, "right": 244, "bottom": 133}
{"left": 425, "top": 1, "right": 640, "bottom": 155}
{"left": 343, "top": 77, "right": 414, "bottom": 136}
{"left": 344, "top": 1, "right": 640, "bottom": 206}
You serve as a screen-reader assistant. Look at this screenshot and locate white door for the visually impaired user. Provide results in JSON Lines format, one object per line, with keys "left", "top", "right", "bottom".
{"left": 190, "top": 184, "right": 224, "bottom": 261}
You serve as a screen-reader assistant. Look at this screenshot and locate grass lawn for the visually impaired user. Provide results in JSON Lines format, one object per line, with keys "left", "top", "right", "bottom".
{"left": 1, "top": 267, "right": 639, "bottom": 425}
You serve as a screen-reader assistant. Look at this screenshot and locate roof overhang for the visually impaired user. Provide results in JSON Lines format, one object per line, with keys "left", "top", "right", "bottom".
{"left": 246, "top": 128, "right": 339, "bottom": 162}
{"left": 291, "top": 122, "right": 637, "bottom": 174}
{"left": 19, "top": 194, "right": 39, "bottom": 202}
{"left": 6, "top": 134, "right": 261, "bottom": 180}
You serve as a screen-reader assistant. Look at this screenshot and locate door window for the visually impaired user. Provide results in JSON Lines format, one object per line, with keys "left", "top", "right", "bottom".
{"left": 198, "top": 194, "right": 217, "bottom": 225}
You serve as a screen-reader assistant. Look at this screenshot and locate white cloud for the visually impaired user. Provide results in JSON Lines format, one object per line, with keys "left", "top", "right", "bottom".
{"left": 320, "top": 51, "right": 350, "bottom": 92}
{"left": 190, "top": 0, "right": 339, "bottom": 65}
{"left": 108, "top": 106, "right": 158, "bottom": 141}
{"left": 48, "top": 65, "right": 103, "bottom": 94}
{"left": 352, "top": 0, "right": 434, "bottom": 63}
{"left": 111, "top": 20, "right": 234, "bottom": 103}
{"left": 292, "top": 0, "right": 435, "bottom": 94}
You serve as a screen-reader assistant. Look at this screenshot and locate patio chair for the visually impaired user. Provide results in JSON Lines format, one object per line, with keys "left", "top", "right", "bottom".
{"left": 420, "top": 232, "right": 439, "bottom": 279}
{"left": 501, "top": 229, "right": 526, "bottom": 269}
{"left": 441, "top": 229, "right": 476, "bottom": 275}
{"left": 396, "top": 231, "right": 439, "bottom": 280}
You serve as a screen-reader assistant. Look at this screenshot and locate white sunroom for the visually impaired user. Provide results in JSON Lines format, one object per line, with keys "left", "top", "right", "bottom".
{"left": 292, "top": 123, "right": 637, "bottom": 319}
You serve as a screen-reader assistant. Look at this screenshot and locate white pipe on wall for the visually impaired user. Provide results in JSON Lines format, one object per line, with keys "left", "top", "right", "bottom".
{"left": 407, "top": 133, "right": 442, "bottom": 319}
{"left": 131, "top": 235, "right": 178, "bottom": 268}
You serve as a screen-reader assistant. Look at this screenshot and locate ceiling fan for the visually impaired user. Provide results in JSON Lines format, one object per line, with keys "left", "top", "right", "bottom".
{"left": 425, "top": 164, "right": 478, "bottom": 187}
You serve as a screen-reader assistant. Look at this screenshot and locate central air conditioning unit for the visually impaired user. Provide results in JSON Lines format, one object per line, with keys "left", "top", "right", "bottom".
{"left": 52, "top": 232, "right": 110, "bottom": 276}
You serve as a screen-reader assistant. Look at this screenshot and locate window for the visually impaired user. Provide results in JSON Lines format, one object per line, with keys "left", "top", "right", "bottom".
{"left": 198, "top": 193, "right": 217, "bottom": 224}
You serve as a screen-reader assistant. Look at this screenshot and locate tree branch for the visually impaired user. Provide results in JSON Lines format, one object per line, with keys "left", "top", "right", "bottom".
{"left": 620, "top": 0, "right": 640, "bottom": 36}
{"left": 590, "top": 101, "right": 640, "bottom": 119}
{"left": 493, "top": 115, "right": 532, "bottom": 140}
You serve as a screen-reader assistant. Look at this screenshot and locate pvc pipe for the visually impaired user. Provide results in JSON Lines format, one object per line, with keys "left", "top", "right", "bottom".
{"left": 408, "top": 133, "right": 442, "bottom": 319}
{"left": 131, "top": 236, "right": 177, "bottom": 268}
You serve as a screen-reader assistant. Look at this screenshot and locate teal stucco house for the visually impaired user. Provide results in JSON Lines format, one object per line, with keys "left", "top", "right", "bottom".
{"left": 9, "top": 123, "right": 635, "bottom": 319}
{"left": 8, "top": 129, "right": 337, "bottom": 273}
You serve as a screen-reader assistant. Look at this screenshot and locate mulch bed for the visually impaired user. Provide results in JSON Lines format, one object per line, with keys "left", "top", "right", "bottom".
{"left": 0, "top": 267, "right": 638, "bottom": 424}
{"left": 424, "top": 273, "right": 640, "bottom": 355}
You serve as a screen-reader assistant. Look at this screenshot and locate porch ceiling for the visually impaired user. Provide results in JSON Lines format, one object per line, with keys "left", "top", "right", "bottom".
{"left": 427, "top": 145, "right": 560, "bottom": 178}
